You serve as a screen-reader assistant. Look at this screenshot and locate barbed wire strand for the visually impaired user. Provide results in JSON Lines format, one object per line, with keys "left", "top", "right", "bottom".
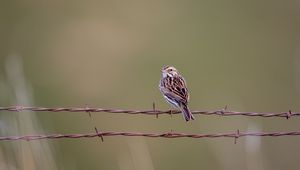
{"left": 0, "top": 106, "right": 298, "bottom": 119}
{"left": 1, "top": 130, "right": 300, "bottom": 142}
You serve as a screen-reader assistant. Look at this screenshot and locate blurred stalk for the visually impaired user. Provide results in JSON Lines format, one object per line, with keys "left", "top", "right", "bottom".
{"left": 125, "top": 138, "right": 154, "bottom": 170}
{"left": 0, "top": 55, "right": 57, "bottom": 170}
{"left": 245, "top": 122, "right": 266, "bottom": 170}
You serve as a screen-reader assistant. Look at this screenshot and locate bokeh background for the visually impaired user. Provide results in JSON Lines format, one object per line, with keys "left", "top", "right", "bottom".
{"left": 1, "top": 1, "right": 300, "bottom": 170}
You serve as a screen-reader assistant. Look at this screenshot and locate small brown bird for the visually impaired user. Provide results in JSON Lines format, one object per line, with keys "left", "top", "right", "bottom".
{"left": 159, "top": 66, "right": 194, "bottom": 121}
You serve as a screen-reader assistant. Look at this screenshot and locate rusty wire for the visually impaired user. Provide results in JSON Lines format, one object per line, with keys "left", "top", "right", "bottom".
{"left": 1, "top": 106, "right": 300, "bottom": 142}
{"left": 0, "top": 106, "right": 298, "bottom": 119}
{"left": 1, "top": 130, "right": 300, "bottom": 142}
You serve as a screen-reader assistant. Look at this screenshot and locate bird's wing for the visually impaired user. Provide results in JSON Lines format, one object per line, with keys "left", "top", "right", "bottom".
{"left": 160, "top": 75, "right": 189, "bottom": 104}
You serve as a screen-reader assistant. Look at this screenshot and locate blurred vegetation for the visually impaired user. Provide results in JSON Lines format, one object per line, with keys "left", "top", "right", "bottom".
{"left": 1, "top": 1, "right": 300, "bottom": 170}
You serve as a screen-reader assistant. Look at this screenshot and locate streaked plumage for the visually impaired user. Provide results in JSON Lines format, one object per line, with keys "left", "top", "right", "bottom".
{"left": 159, "top": 66, "right": 194, "bottom": 121}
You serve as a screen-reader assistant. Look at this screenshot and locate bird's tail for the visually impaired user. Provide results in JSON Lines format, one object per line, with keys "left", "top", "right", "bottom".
{"left": 180, "top": 104, "right": 194, "bottom": 121}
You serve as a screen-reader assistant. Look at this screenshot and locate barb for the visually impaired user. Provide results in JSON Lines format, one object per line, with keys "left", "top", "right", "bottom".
{"left": 94, "top": 127, "right": 104, "bottom": 142}
{"left": 1, "top": 131, "right": 300, "bottom": 141}
{"left": 0, "top": 106, "right": 299, "bottom": 118}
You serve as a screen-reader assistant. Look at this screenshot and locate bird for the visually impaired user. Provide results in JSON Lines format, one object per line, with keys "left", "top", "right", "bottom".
{"left": 159, "top": 65, "right": 194, "bottom": 121}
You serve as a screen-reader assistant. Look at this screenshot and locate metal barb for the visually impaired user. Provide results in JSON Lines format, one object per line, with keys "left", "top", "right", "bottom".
{"left": 286, "top": 110, "right": 292, "bottom": 119}
{"left": 169, "top": 110, "right": 173, "bottom": 117}
{"left": 94, "top": 127, "right": 104, "bottom": 142}
{"left": 166, "top": 129, "right": 173, "bottom": 137}
{"left": 220, "top": 105, "right": 228, "bottom": 115}
{"left": 234, "top": 129, "right": 240, "bottom": 144}
{"left": 85, "top": 104, "right": 92, "bottom": 118}
{"left": 153, "top": 102, "right": 158, "bottom": 119}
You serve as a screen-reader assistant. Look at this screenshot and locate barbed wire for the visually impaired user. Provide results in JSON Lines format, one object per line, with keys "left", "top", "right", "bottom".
{"left": 1, "top": 106, "right": 300, "bottom": 142}
{"left": 0, "top": 105, "right": 298, "bottom": 119}
{"left": 1, "top": 130, "right": 300, "bottom": 143}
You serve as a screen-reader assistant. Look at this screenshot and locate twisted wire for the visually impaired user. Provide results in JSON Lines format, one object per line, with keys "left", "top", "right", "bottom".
{"left": 1, "top": 131, "right": 300, "bottom": 141}
{"left": 0, "top": 106, "right": 298, "bottom": 119}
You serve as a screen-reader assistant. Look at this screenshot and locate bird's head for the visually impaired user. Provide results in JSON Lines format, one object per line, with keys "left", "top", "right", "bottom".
{"left": 162, "top": 65, "right": 179, "bottom": 77}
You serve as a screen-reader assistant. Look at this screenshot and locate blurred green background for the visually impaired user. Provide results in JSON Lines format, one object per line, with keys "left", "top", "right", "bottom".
{"left": 1, "top": 0, "right": 300, "bottom": 170}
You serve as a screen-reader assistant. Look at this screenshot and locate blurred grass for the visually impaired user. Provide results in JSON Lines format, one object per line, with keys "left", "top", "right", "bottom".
{"left": 1, "top": 0, "right": 300, "bottom": 169}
